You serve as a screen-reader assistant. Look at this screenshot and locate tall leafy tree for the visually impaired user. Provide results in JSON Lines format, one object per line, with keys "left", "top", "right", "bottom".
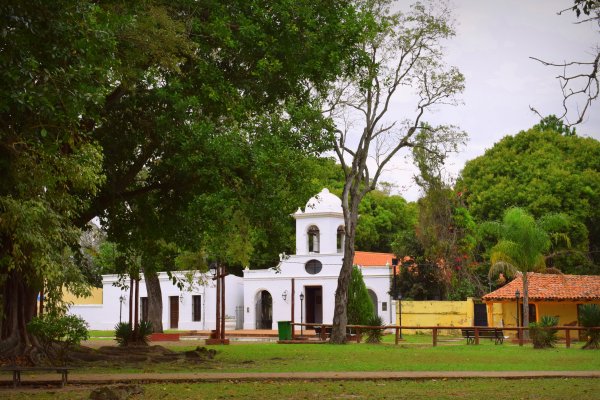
{"left": 1, "top": 0, "right": 366, "bottom": 356}
{"left": 458, "top": 120, "right": 600, "bottom": 270}
{"left": 324, "top": 0, "right": 466, "bottom": 343}
{"left": 0, "top": 0, "right": 115, "bottom": 356}
{"left": 488, "top": 208, "right": 551, "bottom": 336}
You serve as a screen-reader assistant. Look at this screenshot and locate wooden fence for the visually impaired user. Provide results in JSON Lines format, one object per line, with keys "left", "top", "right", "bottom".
{"left": 291, "top": 322, "right": 599, "bottom": 348}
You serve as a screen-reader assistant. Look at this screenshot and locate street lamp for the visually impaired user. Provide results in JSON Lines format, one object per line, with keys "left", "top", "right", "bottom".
{"left": 207, "top": 262, "right": 229, "bottom": 345}
{"left": 299, "top": 292, "right": 305, "bottom": 337}
{"left": 515, "top": 289, "right": 521, "bottom": 339}
{"left": 119, "top": 295, "right": 126, "bottom": 323}
{"left": 282, "top": 290, "right": 288, "bottom": 302}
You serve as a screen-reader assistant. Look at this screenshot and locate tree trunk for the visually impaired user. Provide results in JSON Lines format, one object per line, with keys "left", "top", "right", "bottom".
{"left": 0, "top": 270, "right": 40, "bottom": 360}
{"left": 331, "top": 190, "right": 361, "bottom": 344}
{"left": 522, "top": 273, "right": 530, "bottom": 340}
{"left": 144, "top": 272, "right": 163, "bottom": 333}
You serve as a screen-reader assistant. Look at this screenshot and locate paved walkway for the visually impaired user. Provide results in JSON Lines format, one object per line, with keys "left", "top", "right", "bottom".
{"left": 2, "top": 370, "right": 599, "bottom": 387}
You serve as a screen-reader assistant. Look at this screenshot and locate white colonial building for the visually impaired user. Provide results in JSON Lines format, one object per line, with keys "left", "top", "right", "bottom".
{"left": 68, "top": 189, "right": 396, "bottom": 331}
{"left": 243, "top": 188, "right": 396, "bottom": 330}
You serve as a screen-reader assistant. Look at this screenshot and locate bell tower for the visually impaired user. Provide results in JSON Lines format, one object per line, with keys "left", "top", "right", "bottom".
{"left": 292, "top": 188, "right": 345, "bottom": 255}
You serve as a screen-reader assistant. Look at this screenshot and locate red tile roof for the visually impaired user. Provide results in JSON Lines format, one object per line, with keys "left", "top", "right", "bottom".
{"left": 354, "top": 251, "right": 396, "bottom": 267}
{"left": 482, "top": 273, "right": 600, "bottom": 302}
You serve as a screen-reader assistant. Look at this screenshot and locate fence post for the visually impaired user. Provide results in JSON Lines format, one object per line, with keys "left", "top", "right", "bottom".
{"left": 518, "top": 327, "right": 523, "bottom": 346}
{"left": 565, "top": 328, "right": 571, "bottom": 349}
{"left": 432, "top": 328, "right": 438, "bottom": 347}
{"left": 474, "top": 327, "right": 480, "bottom": 345}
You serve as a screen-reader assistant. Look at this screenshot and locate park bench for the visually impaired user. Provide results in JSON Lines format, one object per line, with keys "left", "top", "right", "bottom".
{"left": 461, "top": 328, "right": 504, "bottom": 345}
{"left": 313, "top": 326, "right": 362, "bottom": 343}
{"left": 2, "top": 366, "right": 71, "bottom": 388}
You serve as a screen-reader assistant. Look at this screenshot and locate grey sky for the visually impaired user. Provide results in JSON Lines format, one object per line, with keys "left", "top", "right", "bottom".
{"left": 386, "top": 0, "right": 599, "bottom": 201}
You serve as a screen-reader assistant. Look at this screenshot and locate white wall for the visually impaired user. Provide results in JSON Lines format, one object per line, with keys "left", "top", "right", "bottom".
{"left": 68, "top": 272, "right": 243, "bottom": 331}
{"left": 243, "top": 255, "right": 395, "bottom": 329}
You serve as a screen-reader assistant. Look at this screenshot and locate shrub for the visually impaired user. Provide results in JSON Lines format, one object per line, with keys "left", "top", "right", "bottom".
{"left": 347, "top": 266, "right": 374, "bottom": 326}
{"left": 364, "top": 315, "right": 385, "bottom": 344}
{"left": 115, "top": 321, "right": 153, "bottom": 346}
{"left": 579, "top": 304, "right": 600, "bottom": 350}
{"left": 27, "top": 313, "right": 89, "bottom": 365}
{"left": 529, "top": 315, "right": 559, "bottom": 349}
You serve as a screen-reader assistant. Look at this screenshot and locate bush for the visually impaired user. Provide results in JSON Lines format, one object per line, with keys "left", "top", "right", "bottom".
{"left": 529, "top": 315, "right": 559, "bottom": 349}
{"left": 364, "top": 315, "right": 385, "bottom": 344}
{"left": 115, "top": 321, "right": 153, "bottom": 346}
{"left": 27, "top": 313, "right": 89, "bottom": 365}
{"left": 579, "top": 304, "right": 600, "bottom": 350}
{"left": 347, "top": 266, "right": 374, "bottom": 325}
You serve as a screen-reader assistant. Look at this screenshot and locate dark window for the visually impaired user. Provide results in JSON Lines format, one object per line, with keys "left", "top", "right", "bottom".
{"left": 307, "top": 225, "right": 320, "bottom": 253}
{"left": 382, "top": 302, "right": 387, "bottom": 312}
{"left": 140, "top": 297, "right": 148, "bottom": 322}
{"left": 192, "top": 295, "right": 202, "bottom": 322}
{"left": 337, "top": 226, "right": 345, "bottom": 253}
{"left": 305, "top": 259, "right": 322, "bottom": 275}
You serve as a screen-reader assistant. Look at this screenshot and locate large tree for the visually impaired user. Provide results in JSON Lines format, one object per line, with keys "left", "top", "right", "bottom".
{"left": 458, "top": 120, "right": 600, "bottom": 270}
{"left": 0, "top": 0, "right": 115, "bottom": 357}
{"left": 325, "top": 0, "right": 466, "bottom": 343}
{"left": 1, "top": 0, "right": 365, "bottom": 356}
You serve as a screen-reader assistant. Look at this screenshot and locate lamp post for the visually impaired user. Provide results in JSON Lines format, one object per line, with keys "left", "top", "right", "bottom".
{"left": 119, "top": 295, "right": 125, "bottom": 323}
{"left": 207, "top": 262, "right": 229, "bottom": 345}
{"left": 515, "top": 289, "right": 521, "bottom": 340}
{"left": 299, "top": 292, "right": 304, "bottom": 337}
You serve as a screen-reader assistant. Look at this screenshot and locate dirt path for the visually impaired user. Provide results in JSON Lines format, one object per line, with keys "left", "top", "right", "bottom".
{"left": 2, "top": 370, "right": 600, "bottom": 388}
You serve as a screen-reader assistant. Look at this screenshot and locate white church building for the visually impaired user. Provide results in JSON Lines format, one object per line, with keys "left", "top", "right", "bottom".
{"left": 68, "top": 189, "right": 397, "bottom": 330}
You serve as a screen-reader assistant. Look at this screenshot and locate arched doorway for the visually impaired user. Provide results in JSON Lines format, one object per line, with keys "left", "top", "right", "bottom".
{"left": 368, "top": 289, "right": 378, "bottom": 317}
{"left": 255, "top": 290, "right": 272, "bottom": 329}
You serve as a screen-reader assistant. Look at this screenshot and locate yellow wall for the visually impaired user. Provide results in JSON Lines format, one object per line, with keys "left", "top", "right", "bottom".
{"left": 396, "top": 298, "right": 475, "bottom": 334}
{"left": 63, "top": 287, "right": 103, "bottom": 305}
{"left": 485, "top": 300, "right": 600, "bottom": 338}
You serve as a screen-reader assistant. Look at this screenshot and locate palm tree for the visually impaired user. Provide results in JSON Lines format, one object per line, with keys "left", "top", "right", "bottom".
{"left": 488, "top": 208, "right": 550, "bottom": 337}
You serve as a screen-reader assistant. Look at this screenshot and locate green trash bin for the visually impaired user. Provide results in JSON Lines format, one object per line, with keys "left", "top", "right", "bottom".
{"left": 278, "top": 321, "right": 292, "bottom": 340}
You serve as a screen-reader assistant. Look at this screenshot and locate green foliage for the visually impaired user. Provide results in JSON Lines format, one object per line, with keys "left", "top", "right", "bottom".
{"left": 354, "top": 190, "right": 417, "bottom": 253}
{"left": 364, "top": 315, "right": 385, "bottom": 344}
{"left": 347, "top": 266, "right": 374, "bottom": 325}
{"left": 533, "top": 115, "right": 576, "bottom": 136}
{"left": 529, "top": 316, "right": 559, "bottom": 349}
{"left": 458, "top": 124, "right": 600, "bottom": 271}
{"left": 579, "top": 304, "right": 600, "bottom": 350}
{"left": 489, "top": 208, "right": 550, "bottom": 277}
{"left": 27, "top": 313, "right": 89, "bottom": 365}
{"left": 114, "top": 321, "right": 153, "bottom": 347}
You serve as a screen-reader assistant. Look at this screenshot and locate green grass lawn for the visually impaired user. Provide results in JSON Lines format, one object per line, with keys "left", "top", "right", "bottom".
{"left": 3, "top": 379, "right": 600, "bottom": 400}
{"left": 72, "top": 334, "right": 600, "bottom": 374}
{"left": 195, "top": 341, "right": 600, "bottom": 373}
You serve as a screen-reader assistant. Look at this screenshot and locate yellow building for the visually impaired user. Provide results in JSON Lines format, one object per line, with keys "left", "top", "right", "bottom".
{"left": 482, "top": 272, "right": 600, "bottom": 337}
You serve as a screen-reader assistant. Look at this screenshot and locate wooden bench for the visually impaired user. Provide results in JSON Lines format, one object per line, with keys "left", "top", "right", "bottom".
{"left": 2, "top": 366, "right": 71, "bottom": 387}
{"left": 314, "top": 326, "right": 332, "bottom": 340}
{"left": 461, "top": 328, "right": 504, "bottom": 345}
{"left": 314, "top": 326, "right": 361, "bottom": 343}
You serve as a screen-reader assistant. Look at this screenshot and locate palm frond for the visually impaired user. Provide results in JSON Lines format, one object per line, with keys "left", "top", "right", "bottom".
{"left": 488, "top": 261, "right": 518, "bottom": 280}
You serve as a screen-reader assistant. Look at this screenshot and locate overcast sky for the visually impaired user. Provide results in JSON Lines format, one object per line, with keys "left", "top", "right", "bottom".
{"left": 382, "top": 0, "right": 600, "bottom": 201}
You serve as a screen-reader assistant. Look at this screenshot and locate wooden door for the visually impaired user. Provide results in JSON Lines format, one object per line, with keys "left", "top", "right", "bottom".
{"left": 474, "top": 303, "right": 488, "bottom": 326}
{"left": 169, "top": 296, "right": 179, "bottom": 329}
